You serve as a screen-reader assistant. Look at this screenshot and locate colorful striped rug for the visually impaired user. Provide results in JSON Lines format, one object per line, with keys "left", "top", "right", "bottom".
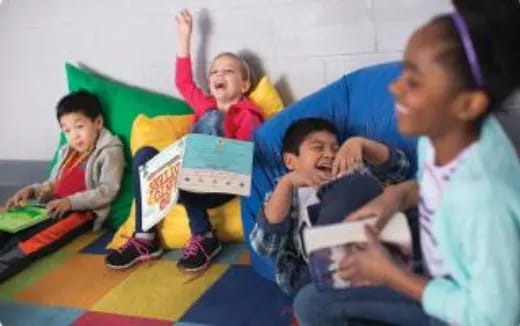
{"left": 0, "top": 230, "right": 293, "bottom": 325}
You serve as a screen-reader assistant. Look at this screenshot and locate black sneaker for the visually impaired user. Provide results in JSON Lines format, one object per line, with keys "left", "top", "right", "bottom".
{"left": 105, "top": 235, "right": 163, "bottom": 270}
{"left": 177, "top": 232, "right": 221, "bottom": 272}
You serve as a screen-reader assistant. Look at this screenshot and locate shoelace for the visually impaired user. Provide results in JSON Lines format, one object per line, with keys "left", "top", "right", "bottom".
{"left": 182, "top": 234, "right": 209, "bottom": 260}
{"left": 118, "top": 235, "right": 152, "bottom": 259}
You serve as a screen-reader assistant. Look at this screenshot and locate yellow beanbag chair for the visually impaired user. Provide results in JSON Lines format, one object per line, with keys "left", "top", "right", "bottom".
{"left": 107, "top": 76, "right": 284, "bottom": 250}
{"left": 249, "top": 76, "right": 285, "bottom": 120}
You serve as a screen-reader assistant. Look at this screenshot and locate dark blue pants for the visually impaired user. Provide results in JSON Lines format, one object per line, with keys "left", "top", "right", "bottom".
{"left": 315, "top": 171, "right": 383, "bottom": 226}
{"left": 0, "top": 212, "right": 92, "bottom": 282}
{"left": 133, "top": 146, "right": 233, "bottom": 235}
{"left": 294, "top": 284, "right": 446, "bottom": 326}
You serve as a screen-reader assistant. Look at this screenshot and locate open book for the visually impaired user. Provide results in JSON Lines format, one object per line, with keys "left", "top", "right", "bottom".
{"left": 0, "top": 202, "right": 50, "bottom": 233}
{"left": 139, "top": 134, "right": 254, "bottom": 231}
{"left": 303, "top": 213, "right": 411, "bottom": 290}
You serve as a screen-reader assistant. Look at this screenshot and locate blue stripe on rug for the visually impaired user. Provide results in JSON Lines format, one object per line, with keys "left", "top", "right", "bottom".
{"left": 0, "top": 300, "right": 84, "bottom": 326}
{"left": 80, "top": 231, "right": 114, "bottom": 254}
{"left": 179, "top": 266, "right": 293, "bottom": 326}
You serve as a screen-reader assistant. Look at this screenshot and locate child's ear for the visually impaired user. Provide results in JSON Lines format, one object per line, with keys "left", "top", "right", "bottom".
{"left": 94, "top": 116, "right": 104, "bottom": 130}
{"left": 457, "top": 90, "right": 489, "bottom": 121}
{"left": 283, "top": 153, "right": 298, "bottom": 170}
{"left": 242, "top": 80, "right": 251, "bottom": 95}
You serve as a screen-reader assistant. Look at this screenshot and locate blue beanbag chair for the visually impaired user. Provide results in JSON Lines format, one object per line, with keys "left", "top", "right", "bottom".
{"left": 241, "top": 62, "right": 418, "bottom": 281}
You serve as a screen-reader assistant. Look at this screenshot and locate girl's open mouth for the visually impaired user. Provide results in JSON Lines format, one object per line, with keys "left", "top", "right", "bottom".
{"left": 214, "top": 81, "right": 226, "bottom": 90}
{"left": 395, "top": 103, "right": 411, "bottom": 114}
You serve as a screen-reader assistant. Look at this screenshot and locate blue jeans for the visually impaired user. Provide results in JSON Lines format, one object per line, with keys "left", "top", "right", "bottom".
{"left": 133, "top": 146, "right": 233, "bottom": 235}
{"left": 294, "top": 284, "right": 446, "bottom": 326}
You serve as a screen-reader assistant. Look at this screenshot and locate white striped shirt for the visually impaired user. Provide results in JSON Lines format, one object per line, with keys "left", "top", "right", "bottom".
{"left": 419, "top": 142, "right": 477, "bottom": 277}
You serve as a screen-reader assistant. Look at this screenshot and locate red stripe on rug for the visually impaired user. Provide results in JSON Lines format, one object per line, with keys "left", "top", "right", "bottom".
{"left": 72, "top": 311, "right": 172, "bottom": 326}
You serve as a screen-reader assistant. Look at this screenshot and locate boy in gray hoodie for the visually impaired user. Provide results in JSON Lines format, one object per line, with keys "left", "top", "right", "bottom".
{"left": 0, "top": 90, "right": 125, "bottom": 281}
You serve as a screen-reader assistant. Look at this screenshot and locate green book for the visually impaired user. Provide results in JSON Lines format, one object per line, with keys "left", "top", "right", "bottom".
{"left": 0, "top": 204, "right": 50, "bottom": 233}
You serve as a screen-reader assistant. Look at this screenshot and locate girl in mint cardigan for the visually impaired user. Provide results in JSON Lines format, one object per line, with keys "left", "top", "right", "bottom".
{"left": 294, "top": 3, "right": 520, "bottom": 326}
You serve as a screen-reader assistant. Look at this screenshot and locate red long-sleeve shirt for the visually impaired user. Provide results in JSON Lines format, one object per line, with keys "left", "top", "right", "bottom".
{"left": 52, "top": 151, "right": 88, "bottom": 198}
{"left": 175, "top": 56, "right": 264, "bottom": 141}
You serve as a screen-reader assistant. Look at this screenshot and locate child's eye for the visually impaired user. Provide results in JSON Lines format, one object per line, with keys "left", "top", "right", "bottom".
{"left": 224, "top": 69, "right": 234, "bottom": 74}
{"left": 406, "top": 77, "right": 420, "bottom": 89}
{"left": 209, "top": 70, "right": 218, "bottom": 75}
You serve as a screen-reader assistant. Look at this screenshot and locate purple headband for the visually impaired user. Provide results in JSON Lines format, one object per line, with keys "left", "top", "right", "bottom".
{"left": 451, "top": 12, "right": 485, "bottom": 88}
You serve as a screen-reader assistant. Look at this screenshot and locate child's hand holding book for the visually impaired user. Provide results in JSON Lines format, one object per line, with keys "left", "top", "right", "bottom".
{"left": 303, "top": 213, "right": 411, "bottom": 291}
{"left": 5, "top": 186, "right": 35, "bottom": 209}
{"left": 338, "top": 225, "right": 402, "bottom": 286}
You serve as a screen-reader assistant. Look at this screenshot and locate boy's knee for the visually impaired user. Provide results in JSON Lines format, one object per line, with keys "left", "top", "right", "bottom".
{"left": 177, "top": 190, "right": 197, "bottom": 206}
{"left": 293, "top": 284, "right": 322, "bottom": 325}
{"left": 133, "top": 146, "right": 159, "bottom": 167}
{"left": 316, "top": 171, "right": 382, "bottom": 226}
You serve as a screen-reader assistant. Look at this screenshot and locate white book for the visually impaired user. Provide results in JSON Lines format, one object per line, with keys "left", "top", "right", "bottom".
{"left": 303, "top": 213, "right": 412, "bottom": 290}
{"left": 139, "top": 134, "right": 254, "bottom": 231}
{"left": 303, "top": 212, "right": 411, "bottom": 253}
{"left": 297, "top": 187, "right": 320, "bottom": 226}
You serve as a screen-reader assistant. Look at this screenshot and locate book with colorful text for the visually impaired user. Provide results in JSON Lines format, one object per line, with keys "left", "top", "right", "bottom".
{"left": 139, "top": 134, "right": 254, "bottom": 231}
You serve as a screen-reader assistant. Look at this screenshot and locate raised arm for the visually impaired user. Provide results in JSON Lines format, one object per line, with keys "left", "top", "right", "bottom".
{"left": 175, "top": 9, "right": 214, "bottom": 116}
{"left": 176, "top": 9, "right": 191, "bottom": 58}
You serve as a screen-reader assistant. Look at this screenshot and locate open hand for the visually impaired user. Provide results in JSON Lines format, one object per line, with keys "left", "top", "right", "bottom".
{"left": 46, "top": 198, "right": 72, "bottom": 219}
{"left": 332, "top": 137, "right": 364, "bottom": 176}
{"left": 338, "top": 225, "right": 398, "bottom": 285}
{"left": 5, "top": 186, "right": 34, "bottom": 209}
{"left": 176, "top": 9, "right": 193, "bottom": 39}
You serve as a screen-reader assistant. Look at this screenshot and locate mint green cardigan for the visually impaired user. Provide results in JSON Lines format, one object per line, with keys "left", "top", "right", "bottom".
{"left": 419, "top": 115, "right": 520, "bottom": 325}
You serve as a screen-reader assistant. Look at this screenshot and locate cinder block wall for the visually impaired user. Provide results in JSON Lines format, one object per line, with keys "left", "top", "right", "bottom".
{"left": 0, "top": 0, "right": 451, "bottom": 161}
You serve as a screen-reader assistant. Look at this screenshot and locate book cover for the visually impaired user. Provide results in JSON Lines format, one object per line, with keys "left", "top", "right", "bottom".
{"left": 303, "top": 213, "right": 411, "bottom": 290}
{"left": 0, "top": 203, "right": 50, "bottom": 233}
{"left": 178, "top": 134, "right": 253, "bottom": 195}
{"left": 139, "top": 137, "right": 185, "bottom": 232}
{"left": 139, "top": 134, "right": 254, "bottom": 231}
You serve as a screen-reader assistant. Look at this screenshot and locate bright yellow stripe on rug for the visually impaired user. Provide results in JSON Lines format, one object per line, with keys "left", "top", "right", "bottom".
{"left": 91, "top": 260, "right": 228, "bottom": 321}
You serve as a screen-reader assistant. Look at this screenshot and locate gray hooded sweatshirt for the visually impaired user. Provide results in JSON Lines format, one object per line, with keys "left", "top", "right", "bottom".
{"left": 32, "top": 128, "right": 125, "bottom": 231}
